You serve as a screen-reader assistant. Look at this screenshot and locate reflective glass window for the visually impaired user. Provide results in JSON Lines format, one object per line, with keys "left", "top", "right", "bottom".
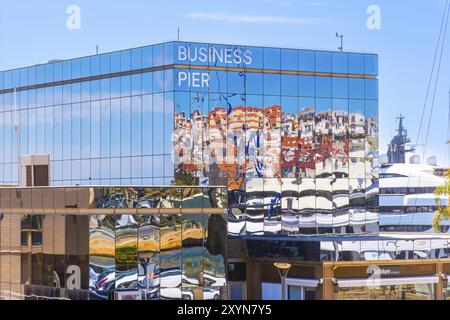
{"left": 349, "top": 78, "right": 365, "bottom": 99}
{"left": 316, "top": 76, "right": 332, "bottom": 97}
{"left": 332, "top": 77, "right": 348, "bottom": 98}
{"left": 281, "top": 49, "right": 298, "bottom": 71}
{"left": 315, "top": 51, "right": 332, "bottom": 72}
{"left": 281, "top": 75, "right": 298, "bottom": 96}
{"left": 131, "top": 48, "right": 142, "bottom": 70}
{"left": 365, "top": 79, "right": 378, "bottom": 100}
{"left": 332, "top": 52, "right": 348, "bottom": 74}
{"left": 264, "top": 48, "right": 281, "bottom": 70}
{"left": 365, "top": 55, "right": 378, "bottom": 75}
{"left": 264, "top": 74, "right": 281, "bottom": 96}
{"left": 71, "top": 58, "right": 81, "bottom": 79}
{"left": 349, "top": 54, "right": 365, "bottom": 74}
{"left": 120, "top": 50, "right": 131, "bottom": 72}
{"left": 246, "top": 73, "right": 263, "bottom": 95}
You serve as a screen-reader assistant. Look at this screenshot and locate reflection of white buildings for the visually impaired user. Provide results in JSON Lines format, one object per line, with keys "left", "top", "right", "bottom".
{"left": 349, "top": 112, "right": 365, "bottom": 136}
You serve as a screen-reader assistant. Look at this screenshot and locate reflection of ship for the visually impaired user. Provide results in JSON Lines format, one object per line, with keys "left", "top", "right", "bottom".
{"left": 379, "top": 116, "right": 448, "bottom": 233}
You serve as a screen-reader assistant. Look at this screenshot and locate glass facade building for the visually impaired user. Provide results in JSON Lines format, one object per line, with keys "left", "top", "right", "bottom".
{"left": 0, "top": 41, "right": 392, "bottom": 300}
{"left": 0, "top": 41, "right": 379, "bottom": 236}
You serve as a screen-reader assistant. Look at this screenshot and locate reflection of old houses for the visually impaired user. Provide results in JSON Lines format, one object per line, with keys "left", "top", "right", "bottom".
{"left": 349, "top": 112, "right": 365, "bottom": 136}
{"left": 175, "top": 105, "right": 284, "bottom": 180}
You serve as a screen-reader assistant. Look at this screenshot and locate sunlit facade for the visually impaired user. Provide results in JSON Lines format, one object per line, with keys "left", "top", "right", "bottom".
{"left": 0, "top": 186, "right": 227, "bottom": 300}
{"left": 14, "top": 41, "right": 450, "bottom": 301}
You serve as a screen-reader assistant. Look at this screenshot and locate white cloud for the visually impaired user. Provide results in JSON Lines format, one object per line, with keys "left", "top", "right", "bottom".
{"left": 259, "top": 0, "right": 293, "bottom": 6}
{"left": 187, "top": 12, "right": 326, "bottom": 25}
{"left": 304, "top": 1, "right": 329, "bottom": 6}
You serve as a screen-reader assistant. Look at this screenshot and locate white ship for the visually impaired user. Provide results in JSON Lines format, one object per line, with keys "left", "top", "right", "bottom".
{"left": 379, "top": 159, "right": 449, "bottom": 233}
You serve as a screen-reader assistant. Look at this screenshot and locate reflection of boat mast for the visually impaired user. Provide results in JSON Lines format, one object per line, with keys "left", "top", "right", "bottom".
{"left": 387, "top": 115, "right": 415, "bottom": 164}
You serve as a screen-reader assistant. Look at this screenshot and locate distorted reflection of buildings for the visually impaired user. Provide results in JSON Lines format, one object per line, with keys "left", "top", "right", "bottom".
{"left": 1, "top": 41, "right": 450, "bottom": 300}
{"left": 0, "top": 187, "right": 227, "bottom": 300}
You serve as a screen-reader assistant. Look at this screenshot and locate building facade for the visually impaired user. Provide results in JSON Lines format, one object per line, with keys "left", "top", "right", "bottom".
{"left": 0, "top": 186, "right": 227, "bottom": 300}
{"left": 5, "top": 41, "right": 448, "bottom": 300}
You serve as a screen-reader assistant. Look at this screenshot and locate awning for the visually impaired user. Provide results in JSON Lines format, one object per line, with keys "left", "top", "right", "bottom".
{"left": 335, "top": 275, "right": 439, "bottom": 288}
{"left": 286, "top": 278, "right": 322, "bottom": 288}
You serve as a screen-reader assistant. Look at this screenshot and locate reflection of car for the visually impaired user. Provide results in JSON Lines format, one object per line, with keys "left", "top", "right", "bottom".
{"left": 182, "top": 290, "right": 194, "bottom": 300}
{"left": 203, "top": 288, "right": 220, "bottom": 300}
{"left": 182, "top": 274, "right": 200, "bottom": 286}
{"left": 160, "top": 268, "right": 182, "bottom": 287}
{"left": 115, "top": 269, "right": 139, "bottom": 290}
{"left": 160, "top": 288, "right": 182, "bottom": 300}
{"left": 90, "top": 270, "right": 115, "bottom": 292}
{"left": 203, "top": 273, "right": 226, "bottom": 287}
{"left": 140, "top": 288, "right": 159, "bottom": 300}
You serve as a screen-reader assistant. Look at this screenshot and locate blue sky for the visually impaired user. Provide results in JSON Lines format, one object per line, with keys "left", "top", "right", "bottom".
{"left": 1, "top": 0, "right": 449, "bottom": 165}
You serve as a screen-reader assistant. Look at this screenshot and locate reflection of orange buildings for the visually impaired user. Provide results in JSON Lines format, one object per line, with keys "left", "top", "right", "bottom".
{"left": 176, "top": 105, "right": 284, "bottom": 180}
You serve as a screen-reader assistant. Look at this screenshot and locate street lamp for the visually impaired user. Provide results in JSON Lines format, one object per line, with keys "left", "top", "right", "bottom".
{"left": 274, "top": 262, "right": 291, "bottom": 300}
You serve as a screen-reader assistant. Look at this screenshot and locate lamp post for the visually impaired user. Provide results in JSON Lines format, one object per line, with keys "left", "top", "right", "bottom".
{"left": 274, "top": 262, "right": 291, "bottom": 300}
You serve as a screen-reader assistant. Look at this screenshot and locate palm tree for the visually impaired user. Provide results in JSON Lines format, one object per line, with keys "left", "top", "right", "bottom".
{"left": 433, "top": 168, "right": 450, "bottom": 232}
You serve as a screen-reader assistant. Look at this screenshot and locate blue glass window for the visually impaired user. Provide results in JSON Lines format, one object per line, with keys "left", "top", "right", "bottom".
{"left": 20, "top": 68, "right": 28, "bottom": 87}
{"left": 264, "top": 74, "right": 281, "bottom": 96}
{"left": 365, "top": 79, "right": 378, "bottom": 100}
{"left": 316, "top": 76, "right": 331, "bottom": 97}
{"left": 332, "top": 77, "right": 348, "bottom": 98}
{"left": 349, "top": 79, "right": 365, "bottom": 99}
{"left": 121, "top": 50, "right": 131, "bottom": 72}
{"left": 365, "top": 55, "right": 378, "bottom": 75}
{"left": 71, "top": 59, "right": 81, "bottom": 79}
{"left": 299, "top": 76, "right": 315, "bottom": 97}
{"left": 153, "top": 44, "right": 164, "bottom": 67}
{"left": 281, "top": 75, "right": 297, "bottom": 96}
{"left": 131, "top": 74, "right": 142, "bottom": 95}
{"left": 142, "top": 72, "right": 153, "bottom": 94}
{"left": 131, "top": 48, "right": 142, "bottom": 70}
{"left": 349, "top": 54, "right": 364, "bottom": 74}
{"left": 315, "top": 51, "right": 332, "bottom": 73}
{"left": 37, "top": 65, "right": 45, "bottom": 84}
{"left": 264, "top": 48, "right": 281, "bottom": 70}
{"left": 299, "top": 50, "right": 315, "bottom": 72}
{"left": 121, "top": 75, "right": 131, "bottom": 97}
{"left": 111, "top": 77, "right": 121, "bottom": 99}
{"left": 248, "top": 47, "right": 263, "bottom": 69}
{"left": 332, "top": 52, "right": 348, "bottom": 74}
{"left": 90, "top": 55, "right": 101, "bottom": 76}
{"left": 209, "top": 70, "right": 227, "bottom": 93}
{"left": 100, "top": 53, "right": 111, "bottom": 75}
{"left": 111, "top": 52, "right": 121, "bottom": 73}
{"left": 81, "top": 57, "right": 90, "bottom": 78}
{"left": 142, "top": 46, "right": 153, "bottom": 68}
{"left": 246, "top": 72, "right": 263, "bottom": 95}
{"left": 281, "top": 49, "right": 298, "bottom": 71}
{"left": 228, "top": 72, "right": 246, "bottom": 94}
{"left": 164, "top": 42, "right": 174, "bottom": 65}
{"left": 28, "top": 67, "right": 37, "bottom": 86}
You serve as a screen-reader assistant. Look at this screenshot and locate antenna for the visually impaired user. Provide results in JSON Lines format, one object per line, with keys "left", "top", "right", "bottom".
{"left": 177, "top": 27, "right": 180, "bottom": 41}
{"left": 96, "top": 45, "right": 99, "bottom": 55}
{"left": 336, "top": 33, "right": 344, "bottom": 52}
